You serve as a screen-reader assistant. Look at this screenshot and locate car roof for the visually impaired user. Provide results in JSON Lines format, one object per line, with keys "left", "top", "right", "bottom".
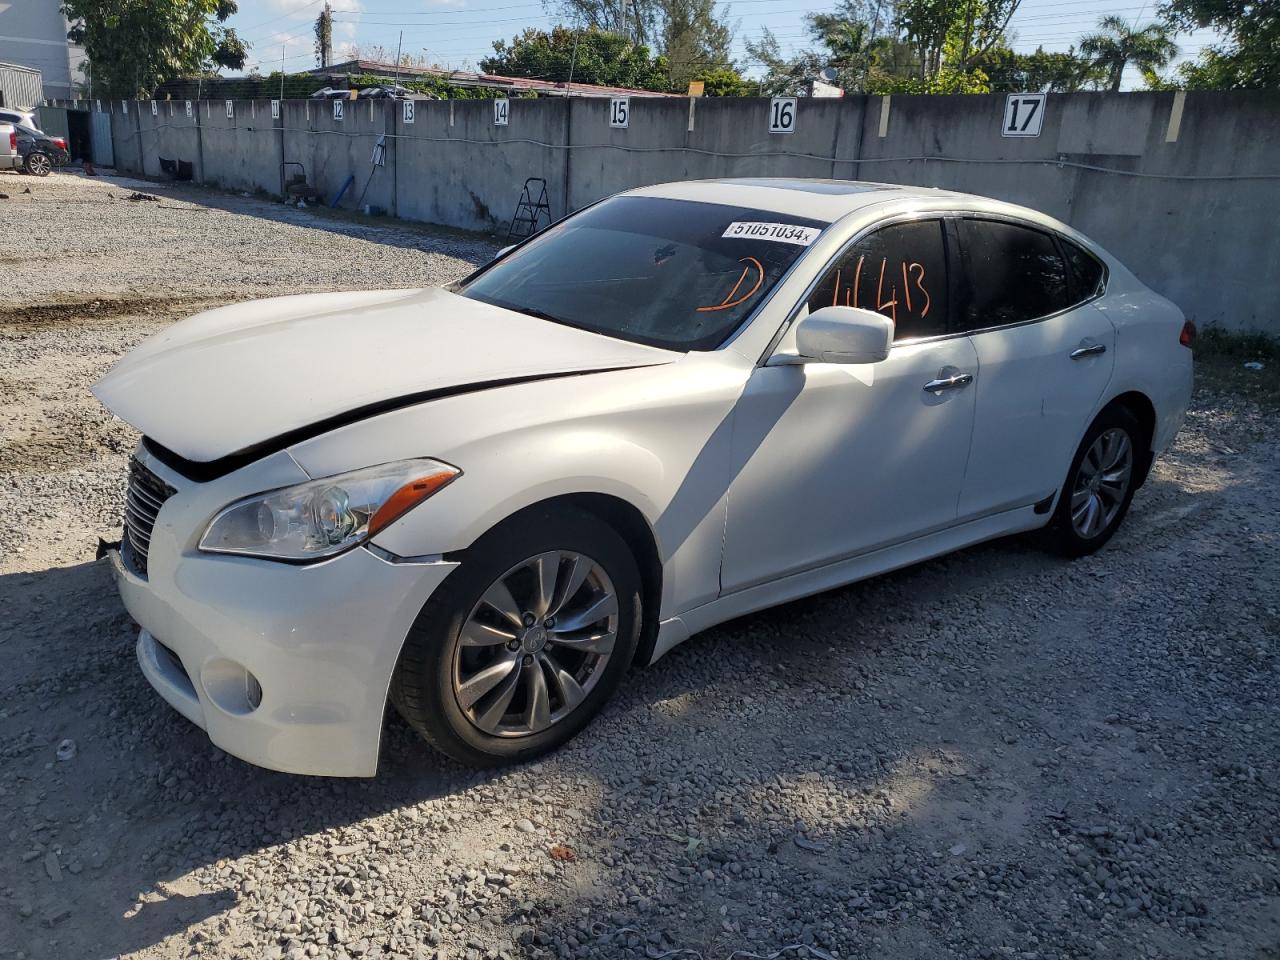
{"left": 626, "top": 178, "right": 978, "bottom": 224}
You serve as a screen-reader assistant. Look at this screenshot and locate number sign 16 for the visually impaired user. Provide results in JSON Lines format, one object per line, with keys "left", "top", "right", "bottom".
{"left": 494, "top": 98, "right": 509, "bottom": 126}
{"left": 609, "top": 97, "right": 629, "bottom": 129}
{"left": 1003, "top": 93, "right": 1045, "bottom": 138}
{"left": 769, "top": 97, "right": 796, "bottom": 134}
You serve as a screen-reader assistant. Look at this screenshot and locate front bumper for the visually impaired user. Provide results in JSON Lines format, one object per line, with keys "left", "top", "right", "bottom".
{"left": 108, "top": 542, "right": 457, "bottom": 777}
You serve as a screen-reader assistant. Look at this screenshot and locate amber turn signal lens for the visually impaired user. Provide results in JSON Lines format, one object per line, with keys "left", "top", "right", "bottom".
{"left": 368, "top": 468, "right": 460, "bottom": 536}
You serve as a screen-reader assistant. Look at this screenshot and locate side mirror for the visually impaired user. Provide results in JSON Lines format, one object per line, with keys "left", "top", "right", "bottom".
{"left": 494, "top": 244, "right": 516, "bottom": 261}
{"left": 784, "top": 306, "right": 893, "bottom": 365}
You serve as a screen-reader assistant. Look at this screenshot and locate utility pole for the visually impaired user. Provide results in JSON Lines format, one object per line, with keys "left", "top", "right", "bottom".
{"left": 321, "top": 1, "right": 333, "bottom": 69}
{"left": 280, "top": 42, "right": 286, "bottom": 100}
{"left": 393, "top": 30, "right": 403, "bottom": 90}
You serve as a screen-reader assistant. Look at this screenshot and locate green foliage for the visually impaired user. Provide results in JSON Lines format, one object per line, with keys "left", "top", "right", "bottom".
{"left": 694, "top": 67, "right": 755, "bottom": 96}
{"left": 1079, "top": 16, "right": 1179, "bottom": 92}
{"left": 977, "top": 44, "right": 1106, "bottom": 92}
{"left": 661, "top": 0, "right": 735, "bottom": 86}
{"left": 349, "top": 73, "right": 525, "bottom": 100}
{"left": 1161, "top": 0, "right": 1280, "bottom": 89}
{"left": 314, "top": 6, "right": 333, "bottom": 69}
{"left": 63, "top": 0, "right": 247, "bottom": 98}
{"left": 481, "top": 26, "right": 674, "bottom": 90}
{"left": 747, "top": 0, "right": 1021, "bottom": 96}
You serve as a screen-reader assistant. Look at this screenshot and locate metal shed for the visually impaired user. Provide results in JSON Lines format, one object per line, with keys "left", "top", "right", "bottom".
{"left": 0, "top": 62, "right": 43, "bottom": 110}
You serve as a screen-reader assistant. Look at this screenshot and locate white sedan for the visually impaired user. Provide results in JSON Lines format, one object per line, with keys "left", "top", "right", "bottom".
{"left": 94, "top": 179, "right": 1193, "bottom": 775}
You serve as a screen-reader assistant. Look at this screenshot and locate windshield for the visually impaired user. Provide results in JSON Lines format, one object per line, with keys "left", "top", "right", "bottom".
{"left": 458, "top": 196, "right": 827, "bottom": 351}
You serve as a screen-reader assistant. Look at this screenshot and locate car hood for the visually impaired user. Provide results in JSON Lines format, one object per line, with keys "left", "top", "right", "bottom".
{"left": 93, "top": 287, "right": 677, "bottom": 465}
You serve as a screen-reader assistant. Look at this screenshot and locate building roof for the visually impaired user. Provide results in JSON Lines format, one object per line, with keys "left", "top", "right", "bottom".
{"left": 306, "top": 59, "right": 678, "bottom": 98}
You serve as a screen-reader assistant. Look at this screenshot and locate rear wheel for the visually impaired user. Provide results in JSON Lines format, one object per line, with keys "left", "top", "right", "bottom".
{"left": 389, "top": 506, "right": 641, "bottom": 767}
{"left": 24, "top": 152, "right": 52, "bottom": 177}
{"left": 1049, "top": 405, "right": 1142, "bottom": 557}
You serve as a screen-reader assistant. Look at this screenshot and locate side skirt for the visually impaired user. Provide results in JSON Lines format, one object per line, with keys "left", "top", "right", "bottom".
{"left": 650, "top": 503, "right": 1045, "bottom": 663}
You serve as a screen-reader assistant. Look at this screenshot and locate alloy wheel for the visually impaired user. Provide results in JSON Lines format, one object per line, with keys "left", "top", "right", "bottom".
{"left": 26, "top": 153, "right": 52, "bottom": 176}
{"left": 452, "top": 551, "right": 618, "bottom": 738}
{"left": 1070, "top": 427, "right": 1133, "bottom": 539}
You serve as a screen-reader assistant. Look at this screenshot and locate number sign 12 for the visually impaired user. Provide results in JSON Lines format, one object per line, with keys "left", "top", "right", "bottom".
{"left": 769, "top": 97, "right": 796, "bottom": 134}
{"left": 1003, "top": 93, "right": 1045, "bottom": 138}
{"left": 494, "top": 98, "right": 509, "bottom": 126}
{"left": 333, "top": 99, "right": 344, "bottom": 121}
{"left": 609, "top": 97, "right": 629, "bottom": 129}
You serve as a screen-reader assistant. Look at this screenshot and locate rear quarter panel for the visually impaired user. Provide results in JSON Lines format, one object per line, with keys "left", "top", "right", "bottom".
{"left": 1092, "top": 266, "right": 1193, "bottom": 456}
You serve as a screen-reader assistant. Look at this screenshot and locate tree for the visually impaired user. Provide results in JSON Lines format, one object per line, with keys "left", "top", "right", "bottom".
{"left": 894, "top": 0, "right": 1023, "bottom": 83}
{"left": 662, "top": 0, "right": 734, "bottom": 86}
{"left": 553, "top": 0, "right": 661, "bottom": 47}
{"left": 315, "top": 5, "right": 333, "bottom": 68}
{"left": 1079, "top": 15, "right": 1179, "bottom": 92}
{"left": 746, "top": 0, "right": 1027, "bottom": 96}
{"left": 978, "top": 44, "right": 1105, "bottom": 92}
{"left": 1160, "top": 0, "right": 1280, "bottom": 89}
{"left": 63, "top": 0, "right": 247, "bottom": 98}
{"left": 482, "top": 26, "right": 673, "bottom": 90}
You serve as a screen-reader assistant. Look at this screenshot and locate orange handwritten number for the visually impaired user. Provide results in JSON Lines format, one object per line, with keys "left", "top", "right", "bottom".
{"left": 908, "top": 262, "right": 931, "bottom": 317}
{"left": 875, "top": 258, "right": 898, "bottom": 324}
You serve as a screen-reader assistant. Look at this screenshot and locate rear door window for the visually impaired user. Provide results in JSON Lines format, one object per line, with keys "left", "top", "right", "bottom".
{"left": 1061, "top": 238, "right": 1106, "bottom": 301}
{"left": 807, "top": 219, "right": 949, "bottom": 342}
{"left": 954, "top": 219, "right": 1072, "bottom": 331}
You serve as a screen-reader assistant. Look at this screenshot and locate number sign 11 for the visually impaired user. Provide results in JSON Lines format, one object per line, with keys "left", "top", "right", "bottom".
{"left": 769, "top": 97, "right": 796, "bottom": 134}
{"left": 1003, "top": 93, "right": 1045, "bottom": 138}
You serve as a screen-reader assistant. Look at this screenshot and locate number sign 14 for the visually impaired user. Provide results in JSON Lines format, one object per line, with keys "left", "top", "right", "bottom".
{"left": 1003, "top": 93, "right": 1045, "bottom": 138}
{"left": 609, "top": 97, "right": 629, "bottom": 129}
{"left": 494, "top": 99, "right": 509, "bottom": 126}
{"left": 769, "top": 97, "right": 796, "bottom": 134}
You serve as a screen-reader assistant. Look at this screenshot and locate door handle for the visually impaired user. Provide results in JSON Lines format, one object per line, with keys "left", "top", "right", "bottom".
{"left": 923, "top": 373, "right": 973, "bottom": 393}
{"left": 1070, "top": 343, "right": 1107, "bottom": 359}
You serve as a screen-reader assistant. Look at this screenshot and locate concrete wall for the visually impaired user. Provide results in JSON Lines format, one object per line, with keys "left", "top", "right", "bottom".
{"left": 83, "top": 90, "right": 1280, "bottom": 334}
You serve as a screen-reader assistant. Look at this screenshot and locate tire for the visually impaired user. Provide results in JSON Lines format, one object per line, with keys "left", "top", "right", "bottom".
{"left": 389, "top": 505, "right": 642, "bottom": 767}
{"left": 24, "top": 152, "right": 52, "bottom": 177}
{"left": 1048, "top": 404, "right": 1143, "bottom": 557}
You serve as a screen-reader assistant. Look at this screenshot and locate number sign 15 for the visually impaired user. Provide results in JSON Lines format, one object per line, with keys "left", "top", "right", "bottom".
{"left": 1003, "top": 93, "right": 1045, "bottom": 138}
{"left": 494, "top": 98, "right": 510, "bottom": 126}
{"left": 769, "top": 97, "right": 796, "bottom": 134}
{"left": 609, "top": 97, "right": 629, "bottom": 129}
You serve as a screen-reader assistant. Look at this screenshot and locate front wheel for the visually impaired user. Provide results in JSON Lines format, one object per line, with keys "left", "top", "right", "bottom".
{"left": 389, "top": 506, "right": 642, "bottom": 767}
{"left": 1048, "top": 405, "right": 1142, "bottom": 557}
{"left": 24, "top": 152, "right": 52, "bottom": 177}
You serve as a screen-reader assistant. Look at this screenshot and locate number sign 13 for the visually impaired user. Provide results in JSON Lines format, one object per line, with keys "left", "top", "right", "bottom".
{"left": 1003, "top": 93, "right": 1045, "bottom": 138}
{"left": 609, "top": 97, "right": 629, "bottom": 129}
{"left": 769, "top": 97, "right": 796, "bottom": 134}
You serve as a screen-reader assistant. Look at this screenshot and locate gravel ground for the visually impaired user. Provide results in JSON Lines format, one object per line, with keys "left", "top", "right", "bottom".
{"left": 1, "top": 170, "right": 1277, "bottom": 960}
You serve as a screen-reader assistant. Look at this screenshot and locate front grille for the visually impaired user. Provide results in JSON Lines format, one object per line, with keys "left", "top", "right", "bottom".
{"left": 123, "top": 458, "right": 176, "bottom": 577}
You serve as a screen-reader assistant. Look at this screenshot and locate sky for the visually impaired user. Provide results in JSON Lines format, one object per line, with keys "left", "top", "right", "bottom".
{"left": 227, "top": 0, "right": 1220, "bottom": 88}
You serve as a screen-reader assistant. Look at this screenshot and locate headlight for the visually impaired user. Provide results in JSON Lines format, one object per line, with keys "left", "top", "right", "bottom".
{"left": 199, "top": 459, "right": 460, "bottom": 561}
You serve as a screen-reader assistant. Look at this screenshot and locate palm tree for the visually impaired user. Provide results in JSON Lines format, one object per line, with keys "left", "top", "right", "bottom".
{"left": 1079, "top": 16, "right": 1179, "bottom": 92}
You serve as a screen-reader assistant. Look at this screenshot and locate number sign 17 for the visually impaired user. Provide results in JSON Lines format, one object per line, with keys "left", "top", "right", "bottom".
{"left": 1003, "top": 93, "right": 1045, "bottom": 137}
{"left": 769, "top": 97, "right": 796, "bottom": 134}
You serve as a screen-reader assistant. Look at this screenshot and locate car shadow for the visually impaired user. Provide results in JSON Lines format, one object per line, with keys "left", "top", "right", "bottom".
{"left": 0, "top": 463, "right": 1221, "bottom": 958}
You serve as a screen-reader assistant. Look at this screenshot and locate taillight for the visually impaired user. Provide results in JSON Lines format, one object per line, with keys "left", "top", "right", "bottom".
{"left": 1179, "top": 319, "right": 1196, "bottom": 348}
{"left": 8, "top": 132, "right": 14, "bottom": 151}
{"left": 53, "top": 137, "right": 66, "bottom": 149}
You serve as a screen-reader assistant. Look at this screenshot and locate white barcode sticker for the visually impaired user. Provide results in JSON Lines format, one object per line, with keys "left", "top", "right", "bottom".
{"left": 722, "top": 221, "right": 821, "bottom": 246}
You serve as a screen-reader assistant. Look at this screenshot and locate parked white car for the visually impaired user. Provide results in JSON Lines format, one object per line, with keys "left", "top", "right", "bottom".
{"left": 0, "top": 124, "right": 21, "bottom": 172}
{"left": 94, "top": 179, "right": 1194, "bottom": 776}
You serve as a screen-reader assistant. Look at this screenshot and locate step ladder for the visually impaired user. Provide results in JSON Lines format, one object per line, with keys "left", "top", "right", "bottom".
{"left": 506, "top": 177, "right": 552, "bottom": 241}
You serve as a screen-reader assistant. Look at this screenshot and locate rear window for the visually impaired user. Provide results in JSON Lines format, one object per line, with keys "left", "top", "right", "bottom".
{"left": 955, "top": 219, "right": 1072, "bottom": 330}
{"left": 1061, "top": 238, "right": 1106, "bottom": 301}
{"left": 458, "top": 196, "right": 826, "bottom": 352}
